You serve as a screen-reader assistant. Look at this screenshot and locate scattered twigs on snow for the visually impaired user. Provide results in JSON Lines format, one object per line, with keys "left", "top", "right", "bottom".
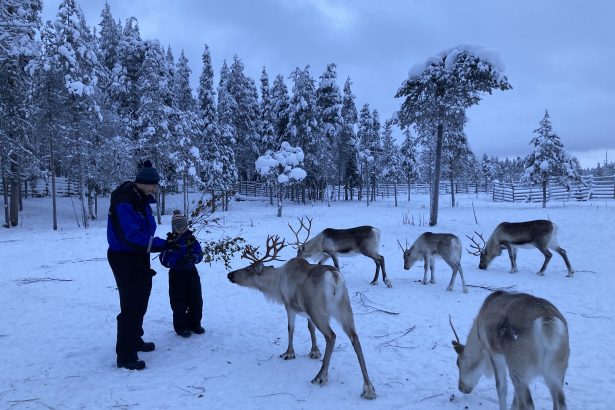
{"left": 252, "top": 392, "right": 307, "bottom": 402}
{"left": 352, "top": 291, "right": 400, "bottom": 315}
{"left": 16, "top": 277, "right": 73, "bottom": 286}
{"left": 466, "top": 284, "right": 516, "bottom": 292}
{"left": 418, "top": 392, "right": 445, "bottom": 402}
{"left": 376, "top": 325, "right": 416, "bottom": 351}
{"left": 175, "top": 385, "right": 205, "bottom": 397}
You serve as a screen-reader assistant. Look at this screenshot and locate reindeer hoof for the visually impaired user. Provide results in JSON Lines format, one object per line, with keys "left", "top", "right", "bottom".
{"left": 462, "top": 288, "right": 469, "bottom": 294}
{"left": 430, "top": 279, "right": 436, "bottom": 284}
{"left": 361, "top": 384, "right": 376, "bottom": 400}
{"left": 446, "top": 286, "right": 453, "bottom": 292}
{"left": 309, "top": 350, "right": 321, "bottom": 359}
{"left": 311, "top": 375, "right": 328, "bottom": 385}
{"left": 384, "top": 279, "right": 392, "bottom": 288}
{"left": 279, "top": 352, "right": 295, "bottom": 360}
{"left": 422, "top": 281, "right": 428, "bottom": 285}
{"left": 536, "top": 271, "right": 545, "bottom": 276}
{"left": 370, "top": 280, "right": 378, "bottom": 286}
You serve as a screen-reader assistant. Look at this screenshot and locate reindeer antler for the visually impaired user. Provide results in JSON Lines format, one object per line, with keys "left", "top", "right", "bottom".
{"left": 241, "top": 235, "right": 286, "bottom": 264}
{"left": 288, "top": 217, "right": 313, "bottom": 249}
{"left": 449, "top": 314, "right": 461, "bottom": 344}
{"left": 397, "top": 238, "right": 410, "bottom": 253}
{"left": 465, "top": 231, "right": 486, "bottom": 256}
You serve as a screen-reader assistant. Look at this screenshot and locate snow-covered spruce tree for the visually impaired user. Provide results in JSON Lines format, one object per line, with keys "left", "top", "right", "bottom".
{"left": 357, "top": 104, "right": 380, "bottom": 204}
{"left": 370, "top": 109, "right": 382, "bottom": 201}
{"left": 287, "top": 65, "right": 318, "bottom": 202}
{"left": 172, "top": 50, "right": 207, "bottom": 215}
{"left": 442, "top": 126, "right": 474, "bottom": 207}
{"left": 228, "top": 55, "right": 260, "bottom": 181}
{"left": 340, "top": 77, "right": 359, "bottom": 200}
{"left": 480, "top": 153, "right": 495, "bottom": 192}
{"left": 271, "top": 74, "right": 291, "bottom": 149}
{"left": 0, "top": 0, "right": 41, "bottom": 227}
{"left": 255, "top": 142, "right": 307, "bottom": 217}
{"left": 396, "top": 44, "right": 511, "bottom": 225}
{"left": 315, "top": 63, "right": 342, "bottom": 198}
{"left": 135, "top": 41, "right": 173, "bottom": 195}
{"left": 399, "top": 127, "right": 418, "bottom": 201}
{"left": 259, "top": 67, "right": 277, "bottom": 155}
{"left": 523, "top": 110, "right": 580, "bottom": 208}
{"left": 378, "top": 119, "right": 404, "bottom": 206}
{"left": 98, "top": 2, "right": 120, "bottom": 74}
{"left": 47, "top": 0, "right": 101, "bottom": 228}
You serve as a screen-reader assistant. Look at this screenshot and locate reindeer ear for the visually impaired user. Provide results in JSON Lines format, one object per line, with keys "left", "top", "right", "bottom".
{"left": 452, "top": 340, "right": 464, "bottom": 354}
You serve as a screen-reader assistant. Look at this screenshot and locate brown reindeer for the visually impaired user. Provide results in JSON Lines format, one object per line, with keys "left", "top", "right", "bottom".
{"left": 227, "top": 235, "right": 376, "bottom": 399}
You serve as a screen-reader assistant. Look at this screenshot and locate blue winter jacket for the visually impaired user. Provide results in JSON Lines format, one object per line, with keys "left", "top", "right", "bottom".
{"left": 107, "top": 182, "right": 166, "bottom": 253}
{"left": 160, "top": 230, "right": 203, "bottom": 270}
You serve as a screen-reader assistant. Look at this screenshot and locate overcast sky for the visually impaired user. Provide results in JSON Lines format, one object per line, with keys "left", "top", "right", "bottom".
{"left": 42, "top": 0, "right": 615, "bottom": 167}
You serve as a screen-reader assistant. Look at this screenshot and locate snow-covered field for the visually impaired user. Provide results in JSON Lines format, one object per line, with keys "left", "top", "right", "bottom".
{"left": 1, "top": 193, "right": 614, "bottom": 409}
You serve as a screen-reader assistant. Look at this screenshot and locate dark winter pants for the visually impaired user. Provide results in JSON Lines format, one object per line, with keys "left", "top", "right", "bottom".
{"left": 168, "top": 266, "right": 203, "bottom": 334}
{"left": 107, "top": 250, "right": 153, "bottom": 363}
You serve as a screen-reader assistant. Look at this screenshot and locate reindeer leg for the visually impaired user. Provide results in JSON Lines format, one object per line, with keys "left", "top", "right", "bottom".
{"left": 422, "top": 256, "right": 430, "bottom": 285}
{"left": 310, "top": 314, "right": 335, "bottom": 386}
{"left": 370, "top": 258, "right": 381, "bottom": 286}
{"left": 489, "top": 353, "right": 508, "bottom": 410}
{"left": 318, "top": 254, "right": 331, "bottom": 265}
{"left": 544, "top": 373, "right": 567, "bottom": 410}
{"left": 379, "top": 255, "right": 391, "bottom": 288}
{"left": 555, "top": 246, "right": 574, "bottom": 277}
{"left": 507, "top": 245, "right": 517, "bottom": 273}
{"left": 339, "top": 318, "right": 376, "bottom": 399}
{"left": 458, "top": 265, "right": 468, "bottom": 293}
{"left": 330, "top": 254, "right": 340, "bottom": 269}
{"left": 307, "top": 319, "right": 321, "bottom": 359}
{"left": 429, "top": 258, "right": 436, "bottom": 283}
{"left": 280, "top": 308, "right": 296, "bottom": 360}
{"left": 510, "top": 373, "right": 534, "bottom": 410}
{"left": 537, "top": 248, "right": 553, "bottom": 275}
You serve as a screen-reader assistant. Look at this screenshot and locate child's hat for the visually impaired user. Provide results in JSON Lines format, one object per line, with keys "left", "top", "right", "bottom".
{"left": 171, "top": 209, "right": 188, "bottom": 232}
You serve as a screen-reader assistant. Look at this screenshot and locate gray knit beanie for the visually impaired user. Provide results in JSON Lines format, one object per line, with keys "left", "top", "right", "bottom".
{"left": 172, "top": 209, "right": 188, "bottom": 232}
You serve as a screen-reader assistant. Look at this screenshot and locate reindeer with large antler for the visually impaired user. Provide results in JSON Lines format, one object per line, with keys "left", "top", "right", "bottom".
{"left": 289, "top": 217, "right": 391, "bottom": 287}
{"left": 227, "top": 235, "right": 376, "bottom": 399}
{"left": 466, "top": 220, "right": 574, "bottom": 276}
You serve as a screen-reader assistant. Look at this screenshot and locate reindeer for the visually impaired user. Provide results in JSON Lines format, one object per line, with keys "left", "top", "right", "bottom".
{"left": 467, "top": 220, "right": 574, "bottom": 276}
{"left": 289, "top": 217, "right": 390, "bottom": 287}
{"left": 398, "top": 232, "right": 468, "bottom": 293}
{"left": 227, "top": 235, "right": 376, "bottom": 399}
{"left": 450, "top": 290, "right": 569, "bottom": 410}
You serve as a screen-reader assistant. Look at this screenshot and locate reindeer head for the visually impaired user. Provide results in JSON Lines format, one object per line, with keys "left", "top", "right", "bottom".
{"left": 397, "top": 239, "right": 416, "bottom": 270}
{"left": 288, "top": 217, "right": 313, "bottom": 259}
{"left": 449, "top": 315, "right": 488, "bottom": 394}
{"left": 466, "top": 232, "right": 494, "bottom": 269}
{"left": 227, "top": 235, "right": 286, "bottom": 288}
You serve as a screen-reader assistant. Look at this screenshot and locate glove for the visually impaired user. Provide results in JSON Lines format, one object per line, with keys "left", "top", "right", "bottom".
{"left": 163, "top": 239, "right": 179, "bottom": 251}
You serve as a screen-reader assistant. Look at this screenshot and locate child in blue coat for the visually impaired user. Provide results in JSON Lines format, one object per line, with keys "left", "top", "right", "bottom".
{"left": 160, "top": 210, "right": 204, "bottom": 338}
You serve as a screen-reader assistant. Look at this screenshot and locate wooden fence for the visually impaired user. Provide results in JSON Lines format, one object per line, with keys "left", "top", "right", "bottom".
{"left": 492, "top": 175, "right": 614, "bottom": 203}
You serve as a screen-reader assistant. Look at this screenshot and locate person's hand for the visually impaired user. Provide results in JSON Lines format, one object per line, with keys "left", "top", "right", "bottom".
{"left": 164, "top": 239, "right": 179, "bottom": 251}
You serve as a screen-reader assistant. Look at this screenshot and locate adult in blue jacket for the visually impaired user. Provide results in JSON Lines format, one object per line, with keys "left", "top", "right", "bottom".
{"left": 107, "top": 160, "right": 168, "bottom": 370}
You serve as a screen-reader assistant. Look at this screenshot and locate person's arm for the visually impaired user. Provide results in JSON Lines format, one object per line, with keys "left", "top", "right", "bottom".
{"left": 115, "top": 203, "right": 165, "bottom": 252}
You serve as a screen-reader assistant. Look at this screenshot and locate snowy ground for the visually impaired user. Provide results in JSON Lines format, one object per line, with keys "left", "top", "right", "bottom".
{"left": 1, "top": 192, "right": 614, "bottom": 409}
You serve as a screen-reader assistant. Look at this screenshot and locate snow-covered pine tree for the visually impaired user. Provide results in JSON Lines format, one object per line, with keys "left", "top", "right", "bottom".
{"left": 255, "top": 142, "right": 306, "bottom": 217}
{"left": 288, "top": 65, "right": 318, "bottom": 201}
{"left": 315, "top": 63, "right": 342, "bottom": 198}
{"left": 442, "top": 125, "right": 473, "bottom": 207}
{"left": 339, "top": 77, "right": 359, "bottom": 200}
{"left": 399, "top": 127, "right": 418, "bottom": 201}
{"left": 197, "top": 43, "right": 216, "bottom": 127}
{"left": 259, "top": 67, "right": 277, "bottom": 154}
{"left": 0, "top": 0, "right": 41, "bottom": 227}
{"left": 46, "top": 0, "right": 101, "bottom": 228}
{"left": 523, "top": 110, "right": 580, "bottom": 208}
{"left": 379, "top": 119, "right": 404, "bottom": 206}
{"left": 396, "top": 44, "right": 512, "bottom": 225}
{"left": 98, "top": 2, "right": 120, "bottom": 73}
{"left": 356, "top": 104, "right": 377, "bottom": 203}
{"left": 369, "top": 109, "right": 382, "bottom": 201}
{"left": 271, "top": 74, "right": 291, "bottom": 147}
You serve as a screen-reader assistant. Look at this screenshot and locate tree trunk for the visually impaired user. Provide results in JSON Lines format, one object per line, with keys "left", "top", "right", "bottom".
{"left": 277, "top": 184, "right": 283, "bottom": 217}
{"left": 450, "top": 169, "right": 455, "bottom": 208}
{"left": 51, "top": 150, "right": 57, "bottom": 230}
{"left": 429, "top": 123, "right": 444, "bottom": 226}
{"left": 542, "top": 176, "right": 547, "bottom": 208}
{"left": 1, "top": 158, "right": 9, "bottom": 228}
{"left": 9, "top": 158, "right": 19, "bottom": 227}
{"left": 394, "top": 181, "right": 398, "bottom": 207}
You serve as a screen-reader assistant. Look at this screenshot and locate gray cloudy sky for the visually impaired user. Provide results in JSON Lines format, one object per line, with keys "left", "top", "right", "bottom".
{"left": 43, "top": 0, "right": 615, "bottom": 167}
